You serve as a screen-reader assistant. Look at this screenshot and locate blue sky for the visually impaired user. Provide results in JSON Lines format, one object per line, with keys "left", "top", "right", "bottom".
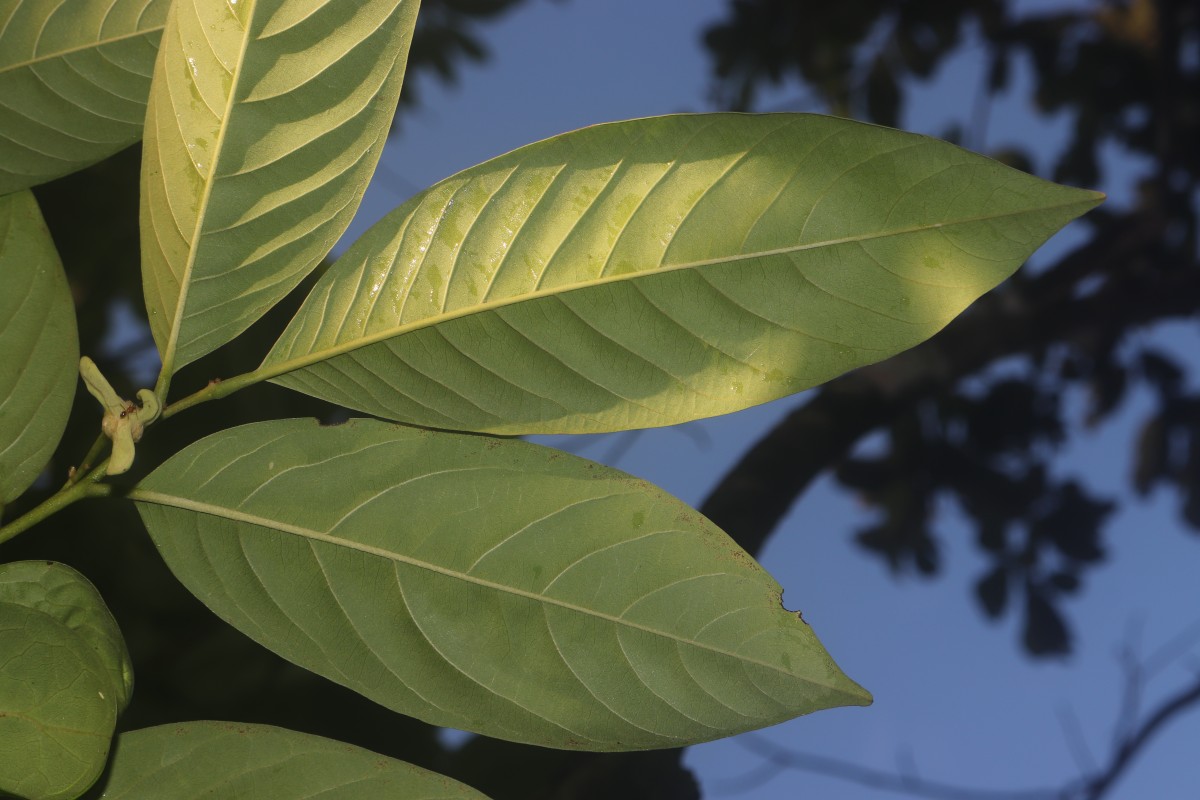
{"left": 339, "top": 2, "right": 1200, "bottom": 797}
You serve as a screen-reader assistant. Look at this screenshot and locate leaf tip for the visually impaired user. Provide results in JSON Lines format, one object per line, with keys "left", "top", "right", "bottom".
{"left": 823, "top": 665, "right": 873, "bottom": 709}
{"left": 845, "top": 680, "right": 874, "bottom": 708}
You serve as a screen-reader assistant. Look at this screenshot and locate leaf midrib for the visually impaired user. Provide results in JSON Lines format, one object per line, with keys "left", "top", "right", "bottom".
{"left": 158, "top": 12, "right": 249, "bottom": 380}
{"left": 131, "top": 488, "right": 836, "bottom": 689}
{"left": 264, "top": 194, "right": 1100, "bottom": 381}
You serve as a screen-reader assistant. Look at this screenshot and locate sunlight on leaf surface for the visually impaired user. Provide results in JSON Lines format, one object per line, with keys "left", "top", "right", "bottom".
{"left": 140, "top": 0, "right": 420, "bottom": 378}
{"left": 265, "top": 114, "right": 1102, "bottom": 434}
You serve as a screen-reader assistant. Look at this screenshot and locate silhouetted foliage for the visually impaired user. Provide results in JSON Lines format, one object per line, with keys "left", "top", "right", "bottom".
{"left": 701, "top": 0, "right": 1199, "bottom": 660}
{"left": 403, "top": 0, "right": 547, "bottom": 111}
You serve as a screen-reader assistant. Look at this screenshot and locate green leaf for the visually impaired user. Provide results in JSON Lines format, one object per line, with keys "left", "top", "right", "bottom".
{"left": 90, "top": 722, "right": 491, "bottom": 799}
{"left": 0, "top": 190, "right": 78, "bottom": 505}
{"left": 0, "top": 601, "right": 115, "bottom": 800}
{"left": 264, "top": 113, "right": 1103, "bottom": 434}
{"left": 0, "top": 0, "right": 169, "bottom": 193}
{"left": 132, "top": 418, "right": 869, "bottom": 751}
{"left": 0, "top": 561, "right": 133, "bottom": 712}
{"left": 141, "top": 0, "right": 420, "bottom": 378}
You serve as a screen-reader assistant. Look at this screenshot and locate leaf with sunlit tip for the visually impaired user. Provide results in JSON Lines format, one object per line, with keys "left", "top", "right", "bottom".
{"left": 264, "top": 113, "right": 1103, "bottom": 434}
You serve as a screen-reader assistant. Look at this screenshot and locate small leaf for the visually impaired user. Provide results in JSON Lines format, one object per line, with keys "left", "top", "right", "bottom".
{"left": 90, "top": 722, "right": 491, "bottom": 799}
{"left": 0, "top": 190, "right": 78, "bottom": 504}
{"left": 1138, "top": 349, "right": 1184, "bottom": 398}
{"left": 974, "top": 564, "right": 1008, "bottom": 619}
{"left": 264, "top": 113, "right": 1103, "bottom": 434}
{"left": 0, "top": 601, "right": 116, "bottom": 800}
{"left": 0, "top": 561, "right": 134, "bottom": 711}
{"left": 0, "top": 0, "right": 170, "bottom": 193}
{"left": 1022, "top": 581, "right": 1070, "bottom": 657}
{"left": 1132, "top": 414, "right": 1167, "bottom": 495}
{"left": 865, "top": 54, "right": 900, "bottom": 126}
{"left": 1048, "top": 571, "right": 1081, "bottom": 594}
{"left": 133, "top": 418, "right": 869, "bottom": 751}
{"left": 141, "top": 0, "right": 420, "bottom": 377}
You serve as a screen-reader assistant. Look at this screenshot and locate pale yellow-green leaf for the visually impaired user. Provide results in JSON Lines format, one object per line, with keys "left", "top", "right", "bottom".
{"left": 264, "top": 113, "right": 1102, "bottom": 434}
{"left": 0, "top": 0, "right": 169, "bottom": 193}
{"left": 133, "top": 418, "right": 869, "bottom": 751}
{"left": 0, "top": 190, "right": 77, "bottom": 504}
{"left": 141, "top": 0, "right": 420, "bottom": 378}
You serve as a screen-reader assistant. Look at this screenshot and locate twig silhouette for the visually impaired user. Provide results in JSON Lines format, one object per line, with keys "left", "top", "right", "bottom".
{"left": 715, "top": 622, "right": 1200, "bottom": 800}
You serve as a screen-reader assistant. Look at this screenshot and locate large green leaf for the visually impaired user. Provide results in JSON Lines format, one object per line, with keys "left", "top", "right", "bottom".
{"left": 0, "top": 561, "right": 133, "bottom": 712}
{"left": 90, "top": 722, "right": 491, "bottom": 799}
{"left": 0, "top": 601, "right": 115, "bottom": 800}
{"left": 0, "top": 190, "right": 77, "bottom": 505}
{"left": 141, "top": 0, "right": 420, "bottom": 378}
{"left": 0, "top": 0, "right": 169, "bottom": 194}
{"left": 264, "top": 113, "right": 1102, "bottom": 434}
{"left": 132, "top": 418, "right": 869, "bottom": 751}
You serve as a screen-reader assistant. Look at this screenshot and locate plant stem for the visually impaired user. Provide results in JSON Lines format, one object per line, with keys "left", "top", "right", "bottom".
{"left": 153, "top": 370, "right": 173, "bottom": 412}
{"left": 161, "top": 367, "right": 274, "bottom": 420}
{"left": 65, "top": 434, "right": 110, "bottom": 487}
{"left": 1, "top": 362, "right": 281, "bottom": 543}
{"left": 0, "top": 463, "right": 112, "bottom": 546}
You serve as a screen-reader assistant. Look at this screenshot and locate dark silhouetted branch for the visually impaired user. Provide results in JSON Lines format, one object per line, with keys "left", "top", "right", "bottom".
{"left": 719, "top": 734, "right": 1057, "bottom": 799}
{"left": 717, "top": 624, "right": 1200, "bottom": 800}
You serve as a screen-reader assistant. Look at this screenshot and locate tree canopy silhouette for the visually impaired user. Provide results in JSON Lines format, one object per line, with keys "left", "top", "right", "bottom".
{"left": 702, "top": 0, "right": 1199, "bottom": 659}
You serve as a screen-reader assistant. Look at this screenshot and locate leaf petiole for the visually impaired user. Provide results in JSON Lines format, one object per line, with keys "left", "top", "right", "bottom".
{"left": 65, "top": 433, "right": 111, "bottom": 488}
{"left": 160, "top": 367, "right": 280, "bottom": 421}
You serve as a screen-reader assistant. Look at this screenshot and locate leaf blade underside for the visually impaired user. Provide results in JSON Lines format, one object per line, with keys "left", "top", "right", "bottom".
{"left": 140, "top": 0, "right": 420, "bottom": 377}
{"left": 0, "top": 0, "right": 169, "bottom": 193}
{"left": 92, "top": 722, "right": 491, "bottom": 799}
{"left": 0, "top": 190, "right": 78, "bottom": 504}
{"left": 133, "top": 418, "right": 868, "bottom": 751}
{"left": 0, "top": 561, "right": 134, "bottom": 712}
{"left": 0, "top": 601, "right": 116, "bottom": 800}
{"left": 264, "top": 113, "right": 1103, "bottom": 434}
